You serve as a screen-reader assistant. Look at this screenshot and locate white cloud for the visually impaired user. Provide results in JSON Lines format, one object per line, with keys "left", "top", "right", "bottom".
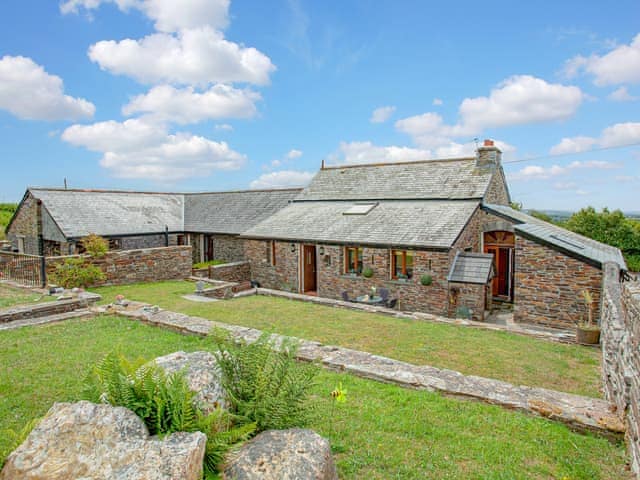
{"left": 287, "top": 149, "right": 303, "bottom": 159}
{"left": 395, "top": 76, "right": 582, "bottom": 149}
{"left": 549, "top": 122, "right": 640, "bottom": 154}
{"left": 432, "top": 98, "right": 443, "bottom": 106}
{"left": 122, "top": 84, "right": 260, "bottom": 123}
{"left": 328, "top": 141, "right": 432, "bottom": 165}
{"left": 0, "top": 55, "right": 95, "bottom": 121}
{"left": 88, "top": 26, "right": 275, "bottom": 86}
{"left": 370, "top": 105, "right": 396, "bottom": 123}
{"left": 549, "top": 136, "right": 597, "bottom": 155}
{"left": 509, "top": 160, "right": 620, "bottom": 181}
{"left": 62, "top": 118, "right": 245, "bottom": 181}
{"left": 564, "top": 33, "right": 640, "bottom": 86}
{"left": 215, "top": 123, "right": 233, "bottom": 131}
{"left": 60, "top": 0, "right": 230, "bottom": 33}
{"left": 250, "top": 170, "right": 314, "bottom": 189}
{"left": 457, "top": 75, "right": 583, "bottom": 132}
{"left": 608, "top": 86, "right": 638, "bottom": 102}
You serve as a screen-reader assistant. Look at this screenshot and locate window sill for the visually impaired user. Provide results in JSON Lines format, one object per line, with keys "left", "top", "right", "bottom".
{"left": 340, "top": 274, "right": 365, "bottom": 280}
{"left": 384, "top": 279, "right": 415, "bottom": 285}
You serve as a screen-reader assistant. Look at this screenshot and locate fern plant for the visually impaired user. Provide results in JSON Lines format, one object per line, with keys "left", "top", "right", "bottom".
{"left": 0, "top": 417, "right": 41, "bottom": 469}
{"left": 213, "top": 334, "right": 318, "bottom": 432}
{"left": 83, "top": 352, "right": 255, "bottom": 476}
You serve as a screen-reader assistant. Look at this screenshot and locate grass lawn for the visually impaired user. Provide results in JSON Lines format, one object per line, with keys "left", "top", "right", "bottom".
{"left": 91, "top": 281, "right": 602, "bottom": 398}
{"left": 0, "top": 316, "right": 630, "bottom": 479}
{"left": 0, "top": 284, "right": 52, "bottom": 309}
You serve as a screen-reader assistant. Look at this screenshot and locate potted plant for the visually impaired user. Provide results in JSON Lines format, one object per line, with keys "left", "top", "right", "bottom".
{"left": 576, "top": 290, "right": 600, "bottom": 345}
{"left": 420, "top": 274, "right": 433, "bottom": 286}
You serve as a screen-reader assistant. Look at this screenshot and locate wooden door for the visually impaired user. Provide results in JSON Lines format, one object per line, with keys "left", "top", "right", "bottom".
{"left": 483, "top": 231, "right": 514, "bottom": 300}
{"left": 303, "top": 245, "right": 317, "bottom": 292}
{"left": 205, "top": 236, "right": 215, "bottom": 261}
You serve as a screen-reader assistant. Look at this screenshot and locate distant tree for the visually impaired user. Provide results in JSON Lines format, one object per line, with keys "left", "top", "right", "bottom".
{"left": 528, "top": 210, "right": 554, "bottom": 223}
{"left": 509, "top": 201, "right": 522, "bottom": 211}
{"left": 565, "top": 207, "right": 640, "bottom": 272}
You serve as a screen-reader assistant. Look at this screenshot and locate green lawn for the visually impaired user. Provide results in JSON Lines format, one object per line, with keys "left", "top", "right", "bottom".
{"left": 0, "top": 285, "right": 52, "bottom": 309}
{"left": 92, "top": 281, "right": 603, "bottom": 397}
{"left": 0, "top": 317, "right": 630, "bottom": 479}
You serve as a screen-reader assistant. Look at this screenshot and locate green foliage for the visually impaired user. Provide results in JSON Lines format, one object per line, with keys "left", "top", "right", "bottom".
{"left": 84, "top": 352, "right": 255, "bottom": 476}
{"left": 0, "top": 417, "right": 40, "bottom": 469}
{"left": 50, "top": 257, "right": 106, "bottom": 288}
{"left": 420, "top": 274, "right": 433, "bottom": 286}
{"left": 528, "top": 210, "right": 554, "bottom": 223}
{"left": 0, "top": 203, "right": 17, "bottom": 241}
{"left": 564, "top": 207, "right": 640, "bottom": 271}
{"left": 509, "top": 201, "right": 522, "bottom": 211}
{"left": 81, "top": 234, "right": 109, "bottom": 257}
{"left": 214, "top": 334, "right": 318, "bottom": 432}
{"left": 193, "top": 259, "right": 227, "bottom": 269}
{"left": 362, "top": 267, "right": 373, "bottom": 278}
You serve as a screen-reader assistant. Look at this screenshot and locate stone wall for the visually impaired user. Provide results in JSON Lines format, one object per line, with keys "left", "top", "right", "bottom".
{"left": 6, "top": 192, "right": 39, "bottom": 255}
{"left": 483, "top": 167, "right": 510, "bottom": 205}
{"left": 601, "top": 262, "right": 640, "bottom": 477}
{"left": 245, "top": 240, "right": 299, "bottom": 292}
{"left": 0, "top": 295, "right": 100, "bottom": 323}
{"left": 119, "top": 234, "right": 177, "bottom": 251}
{"left": 448, "top": 282, "right": 490, "bottom": 322}
{"left": 46, "top": 246, "right": 192, "bottom": 287}
{"left": 207, "top": 261, "right": 251, "bottom": 283}
{"left": 189, "top": 234, "right": 245, "bottom": 264}
{"left": 514, "top": 236, "right": 602, "bottom": 329}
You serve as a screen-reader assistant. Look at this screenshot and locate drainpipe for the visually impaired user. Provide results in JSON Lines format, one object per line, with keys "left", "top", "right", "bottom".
{"left": 164, "top": 226, "right": 169, "bottom": 247}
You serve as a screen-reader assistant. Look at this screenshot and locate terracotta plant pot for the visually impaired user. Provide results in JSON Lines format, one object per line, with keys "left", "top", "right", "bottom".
{"left": 576, "top": 326, "right": 601, "bottom": 345}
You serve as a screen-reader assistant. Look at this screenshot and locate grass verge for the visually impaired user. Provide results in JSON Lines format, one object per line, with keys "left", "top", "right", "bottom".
{"left": 91, "top": 281, "right": 602, "bottom": 397}
{"left": 0, "top": 316, "right": 630, "bottom": 479}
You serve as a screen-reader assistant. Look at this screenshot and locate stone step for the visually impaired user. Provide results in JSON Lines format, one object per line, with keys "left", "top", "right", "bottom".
{"left": 0, "top": 309, "right": 93, "bottom": 331}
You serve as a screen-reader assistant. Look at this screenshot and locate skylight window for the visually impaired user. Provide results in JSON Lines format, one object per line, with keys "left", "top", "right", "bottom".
{"left": 550, "top": 234, "right": 585, "bottom": 250}
{"left": 343, "top": 203, "right": 378, "bottom": 215}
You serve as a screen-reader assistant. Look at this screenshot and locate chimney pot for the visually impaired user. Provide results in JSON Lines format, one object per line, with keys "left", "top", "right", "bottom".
{"left": 483, "top": 139, "right": 494, "bottom": 147}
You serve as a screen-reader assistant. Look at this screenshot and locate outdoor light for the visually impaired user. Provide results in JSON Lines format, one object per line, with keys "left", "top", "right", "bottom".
{"left": 290, "top": 243, "right": 296, "bottom": 253}
{"left": 319, "top": 246, "right": 325, "bottom": 255}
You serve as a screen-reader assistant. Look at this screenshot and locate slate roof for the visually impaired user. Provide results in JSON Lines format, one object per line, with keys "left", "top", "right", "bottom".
{"left": 28, "top": 187, "right": 301, "bottom": 240}
{"left": 31, "top": 188, "right": 184, "bottom": 239}
{"left": 184, "top": 189, "right": 302, "bottom": 234}
{"left": 482, "top": 203, "right": 627, "bottom": 270}
{"left": 447, "top": 252, "right": 495, "bottom": 284}
{"left": 242, "top": 200, "right": 480, "bottom": 248}
{"left": 297, "top": 158, "right": 494, "bottom": 201}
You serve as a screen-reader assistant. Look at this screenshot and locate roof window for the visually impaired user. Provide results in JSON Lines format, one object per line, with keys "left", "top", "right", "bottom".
{"left": 343, "top": 203, "right": 378, "bottom": 215}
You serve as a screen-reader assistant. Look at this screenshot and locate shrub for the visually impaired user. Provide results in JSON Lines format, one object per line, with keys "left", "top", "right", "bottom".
{"left": 81, "top": 234, "right": 109, "bottom": 257}
{"left": 362, "top": 267, "right": 373, "bottom": 278}
{"left": 50, "top": 257, "right": 106, "bottom": 288}
{"left": 213, "top": 334, "right": 318, "bottom": 432}
{"left": 420, "top": 274, "right": 433, "bottom": 286}
{"left": 83, "top": 352, "right": 255, "bottom": 476}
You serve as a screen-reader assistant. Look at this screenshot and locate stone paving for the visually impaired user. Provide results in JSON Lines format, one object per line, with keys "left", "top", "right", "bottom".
{"left": 111, "top": 305, "right": 624, "bottom": 439}
{"left": 0, "top": 309, "right": 92, "bottom": 331}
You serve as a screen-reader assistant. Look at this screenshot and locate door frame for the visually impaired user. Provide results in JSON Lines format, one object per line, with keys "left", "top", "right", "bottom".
{"left": 483, "top": 231, "right": 515, "bottom": 302}
{"left": 300, "top": 244, "right": 317, "bottom": 293}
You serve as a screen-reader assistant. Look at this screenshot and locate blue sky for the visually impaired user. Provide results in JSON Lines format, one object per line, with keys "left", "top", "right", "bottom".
{"left": 0, "top": 0, "right": 638, "bottom": 211}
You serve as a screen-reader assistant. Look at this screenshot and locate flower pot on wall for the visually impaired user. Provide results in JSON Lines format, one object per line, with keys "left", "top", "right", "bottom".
{"left": 576, "top": 325, "right": 600, "bottom": 345}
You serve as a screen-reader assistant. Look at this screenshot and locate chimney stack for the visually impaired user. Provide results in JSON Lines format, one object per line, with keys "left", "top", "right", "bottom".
{"left": 476, "top": 139, "right": 502, "bottom": 168}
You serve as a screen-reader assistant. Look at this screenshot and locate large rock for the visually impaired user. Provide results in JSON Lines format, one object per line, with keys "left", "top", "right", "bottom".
{"left": 223, "top": 428, "right": 338, "bottom": 480}
{"left": 154, "top": 350, "right": 227, "bottom": 413}
{"left": 0, "top": 401, "right": 206, "bottom": 480}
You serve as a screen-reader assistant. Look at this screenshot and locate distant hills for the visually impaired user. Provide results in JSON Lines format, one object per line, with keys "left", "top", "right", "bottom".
{"left": 526, "top": 209, "right": 640, "bottom": 222}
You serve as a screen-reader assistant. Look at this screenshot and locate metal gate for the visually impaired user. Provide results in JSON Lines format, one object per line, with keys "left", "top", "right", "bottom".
{"left": 0, "top": 252, "right": 46, "bottom": 288}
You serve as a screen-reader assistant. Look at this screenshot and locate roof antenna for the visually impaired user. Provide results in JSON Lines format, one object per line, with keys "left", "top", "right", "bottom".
{"left": 64, "top": 178, "right": 67, "bottom": 190}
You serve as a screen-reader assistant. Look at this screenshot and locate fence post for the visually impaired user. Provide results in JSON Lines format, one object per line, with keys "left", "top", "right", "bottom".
{"left": 38, "top": 234, "right": 47, "bottom": 288}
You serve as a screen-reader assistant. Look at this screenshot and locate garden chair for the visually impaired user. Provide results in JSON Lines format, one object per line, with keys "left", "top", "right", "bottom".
{"left": 386, "top": 298, "right": 398, "bottom": 309}
{"left": 341, "top": 291, "right": 350, "bottom": 302}
{"left": 378, "top": 288, "right": 389, "bottom": 302}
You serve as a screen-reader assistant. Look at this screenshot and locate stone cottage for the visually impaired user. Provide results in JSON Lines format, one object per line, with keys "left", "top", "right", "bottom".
{"left": 5, "top": 187, "right": 300, "bottom": 264}
{"left": 242, "top": 140, "right": 627, "bottom": 328}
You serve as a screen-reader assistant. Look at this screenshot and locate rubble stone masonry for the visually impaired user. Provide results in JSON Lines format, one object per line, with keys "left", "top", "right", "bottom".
{"left": 601, "top": 263, "right": 640, "bottom": 478}
{"left": 6, "top": 192, "right": 39, "bottom": 255}
{"left": 46, "top": 246, "right": 192, "bottom": 287}
{"left": 514, "top": 236, "right": 602, "bottom": 329}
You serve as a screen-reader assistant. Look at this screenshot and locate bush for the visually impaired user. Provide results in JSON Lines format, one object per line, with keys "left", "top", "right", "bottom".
{"left": 81, "top": 234, "right": 109, "bottom": 257}
{"left": 362, "top": 267, "right": 373, "bottom": 278}
{"left": 213, "top": 334, "right": 318, "bottom": 432}
{"left": 84, "top": 352, "right": 255, "bottom": 476}
{"left": 50, "top": 258, "right": 106, "bottom": 288}
{"left": 420, "top": 274, "right": 433, "bottom": 286}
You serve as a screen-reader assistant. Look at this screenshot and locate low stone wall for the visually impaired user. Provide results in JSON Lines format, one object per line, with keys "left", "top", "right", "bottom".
{"left": 601, "top": 262, "right": 640, "bottom": 477}
{"left": 0, "top": 293, "right": 100, "bottom": 323}
{"left": 208, "top": 261, "right": 250, "bottom": 283}
{"left": 46, "top": 246, "right": 192, "bottom": 287}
